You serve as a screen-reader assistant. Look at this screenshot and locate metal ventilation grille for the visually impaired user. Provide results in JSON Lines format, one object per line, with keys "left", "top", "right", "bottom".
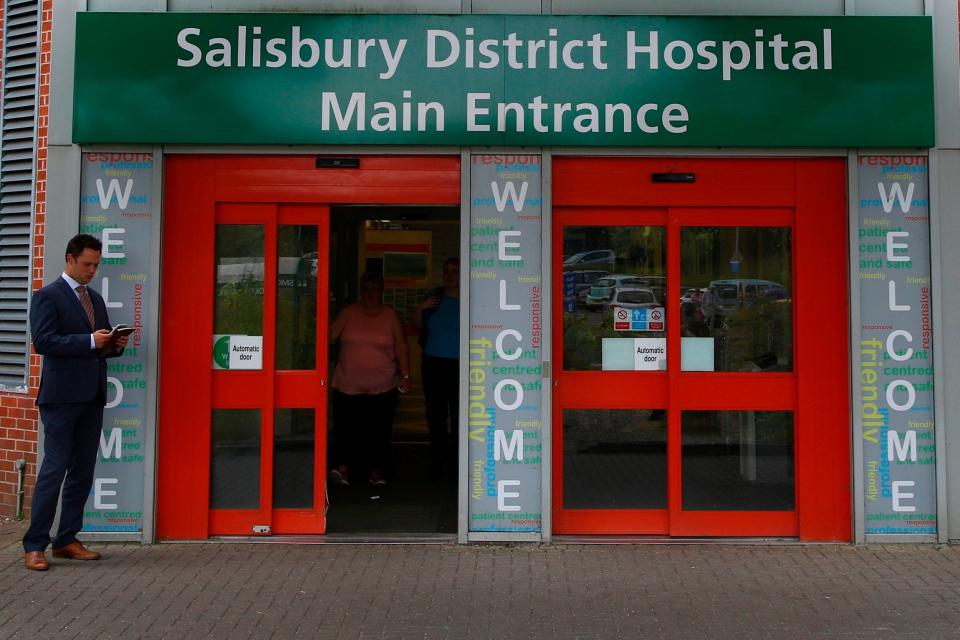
{"left": 0, "top": 0, "right": 39, "bottom": 388}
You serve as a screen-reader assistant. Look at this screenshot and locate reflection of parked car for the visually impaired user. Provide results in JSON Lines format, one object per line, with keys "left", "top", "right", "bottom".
{"left": 564, "top": 249, "right": 615, "bottom": 270}
{"left": 709, "top": 279, "right": 787, "bottom": 315}
{"left": 585, "top": 274, "right": 648, "bottom": 309}
{"left": 604, "top": 287, "right": 660, "bottom": 310}
{"left": 563, "top": 270, "right": 610, "bottom": 306}
{"left": 635, "top": 275, "right": 666, "bottom": 303}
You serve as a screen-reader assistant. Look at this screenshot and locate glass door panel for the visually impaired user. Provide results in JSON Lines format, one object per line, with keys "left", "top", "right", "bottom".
{"left": 214, "top": 224, "right": 265, "bottom": 353}
{"left": 555, "top": 208, "right": 799, "bottom": 537}
{"left": 562, "top": 225, "right": 666, "bottom": 372}
{"left": 554, "top": 210, "right": 670, "bottom": 534}
{"left": 276, "top": 225, "right": 318, "bottom": 370}
{"left": 209, "top": 205, "right": 329, "bottom": 536}
{"left": 563, "top": 409, "right": 667, "bottom": 510}
{"left": 679, "top": 227, "right": 793, "bottom": 373}
{"left": 210, "top": 212, "right": 275, "bottom": 534}
{"left": 273, "top": 409, "right": 315, "bottom": 509}
{"left": 210, "top": 409, "right": 261, "bottom": 509}
{"left": 681, "top": 410, "right": 794, "bottom": 511}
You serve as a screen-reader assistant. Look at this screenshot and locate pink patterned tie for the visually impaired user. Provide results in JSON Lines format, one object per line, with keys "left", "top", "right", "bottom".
{"left": 76, "top": 285, "right": 96, "bottom": 328}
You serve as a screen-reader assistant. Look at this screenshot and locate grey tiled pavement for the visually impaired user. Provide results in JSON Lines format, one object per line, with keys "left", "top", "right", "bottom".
{"left": 1, "top": 521, "right": 960, "bottom": 639}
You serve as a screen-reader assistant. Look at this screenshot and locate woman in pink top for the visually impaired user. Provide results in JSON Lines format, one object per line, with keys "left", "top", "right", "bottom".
{"left": 329, "top": 271, "right": 410, "bottom": 486}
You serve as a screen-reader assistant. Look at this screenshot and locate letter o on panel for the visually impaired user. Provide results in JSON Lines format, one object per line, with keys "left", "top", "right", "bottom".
{"left": 886, "top": 379, "right": 916, "bottom": 412}
{"left": 106, "top": 376, "right": 123, "bottom": 409}
{"left": 494, "top": 379, "right": 524, "bottom": 411}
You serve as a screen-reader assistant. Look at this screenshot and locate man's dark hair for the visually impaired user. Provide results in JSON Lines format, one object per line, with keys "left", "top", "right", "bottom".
{"left": 65, "top": 234, "right": 102, "bottom": 261}
{"left": 443, "top": 256, "right": 459, "bottom": 270}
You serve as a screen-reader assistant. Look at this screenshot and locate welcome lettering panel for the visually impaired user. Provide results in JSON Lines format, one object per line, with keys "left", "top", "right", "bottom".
{"left": 468, "top": 155, "right": 543, "bottom": 533}
{"left": 857, "top": 156, "right": 936, "bottom": 536}
{"left": 79, "top": 153, "right": 155, "bottom": 534}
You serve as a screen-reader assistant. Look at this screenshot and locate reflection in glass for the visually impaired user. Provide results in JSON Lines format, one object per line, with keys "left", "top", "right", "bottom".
{"left": 680, "top": 227, "right": 792, "bottom": 372}
{"left": 682, "top": 411, "right": 794, "bottom": 511}
{"left": 211, "top": 409, "right": 261, "bottom": 509}
{"left": 563, "top": 226, "right": 666, "bottom": 371}
{"left": 563, "top": 409, "right": 667, "bottom": 509}
{"left": 274, "top": 409, "right": 315, "bottom": 509}
{"left": 276, "top": 226, "right": 318, "bottom": 370}
{"left": 215, "top": 225, "right": 265, "bottom": 336}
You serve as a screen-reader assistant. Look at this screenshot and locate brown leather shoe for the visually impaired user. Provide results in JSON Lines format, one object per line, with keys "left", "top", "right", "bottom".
{"left": 52, "top": 541, "right": 101, "bottom": 561}
{"left": 25, "top": 551, "right": 49, "bottom": 571}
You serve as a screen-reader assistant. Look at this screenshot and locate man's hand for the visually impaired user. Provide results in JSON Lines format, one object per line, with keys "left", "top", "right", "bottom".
{"left": 93, "top": 329, "right": 112, "bottom": 349}
{"left": 115, "top": 335, "right": 130, "bottom": 350}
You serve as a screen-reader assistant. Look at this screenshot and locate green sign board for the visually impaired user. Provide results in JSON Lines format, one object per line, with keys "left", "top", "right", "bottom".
{"left": 74, "top": 13, "right": 934, "bottom": 147}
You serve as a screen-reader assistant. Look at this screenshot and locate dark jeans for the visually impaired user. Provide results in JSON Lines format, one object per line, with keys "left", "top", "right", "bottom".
{"left": 331, "top": 388, "right": 398, "bottom": 481}
{"left": 23, "top": 402, "right": 104, "bottom": 552}
{"left": 421, "top": 354, "right": 459, "bottom": 475}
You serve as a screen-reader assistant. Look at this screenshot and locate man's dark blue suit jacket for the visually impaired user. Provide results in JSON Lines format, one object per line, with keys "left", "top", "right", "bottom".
{"left": 30, "top": 276, "right": 115, "bottom": 405}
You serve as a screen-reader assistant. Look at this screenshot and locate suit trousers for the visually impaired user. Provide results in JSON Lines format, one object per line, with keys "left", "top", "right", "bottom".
{"left": 23, "top": 402, "right": 104, "bottom": 552}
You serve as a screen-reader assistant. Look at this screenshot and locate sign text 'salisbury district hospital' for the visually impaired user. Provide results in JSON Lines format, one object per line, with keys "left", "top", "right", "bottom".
{"left": 174, "top": 26, "right": 834, "bottom": 134}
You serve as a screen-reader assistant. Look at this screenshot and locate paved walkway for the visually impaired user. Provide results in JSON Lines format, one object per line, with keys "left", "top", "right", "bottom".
{"left": 1, "top": 521, "right": 959, "bottom": 639}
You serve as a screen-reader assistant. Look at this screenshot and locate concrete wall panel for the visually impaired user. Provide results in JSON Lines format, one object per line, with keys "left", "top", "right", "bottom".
{"left": 938, "top": 149, "right": 960, "bottom": 540}
{"left": 851, "top": 0, "right": 924, "bottom": 15}
{"left": 88, "top": 0, "right": 165, "bottom": 10}
{"left": 551, "top": 0, "right": 844, "bottom": 16}
{"left": 163, "top": 1, "right": 460, "bottom": 12}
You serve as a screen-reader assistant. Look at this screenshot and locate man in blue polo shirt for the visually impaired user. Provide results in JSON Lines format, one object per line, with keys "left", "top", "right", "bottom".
{"left": 413, "top": 257, "right": 460, "bottom": 481}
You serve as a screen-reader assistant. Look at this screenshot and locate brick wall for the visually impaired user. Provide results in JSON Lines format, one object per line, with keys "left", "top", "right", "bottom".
{"left": 0, "top": 0, "right": 51, "bottom": 519}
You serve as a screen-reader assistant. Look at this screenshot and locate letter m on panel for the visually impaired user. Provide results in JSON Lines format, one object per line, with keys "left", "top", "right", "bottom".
{"left": 888, "top": 430, "right": 917, "bottom": 462}
{"left": 100, "top": 428, "right": 122, "bottom": 460}
{"left": 494, "top": 429, "right": 524, "bottom": 461}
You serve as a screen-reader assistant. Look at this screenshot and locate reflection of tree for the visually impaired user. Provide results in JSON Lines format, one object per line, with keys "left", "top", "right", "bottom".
{"left": 217, "top": 225, "right": 264, "bottom": 258}
{"left": 720, "top": 301, "right": 792, "bottom": 371}
{"left": 681, "top": 228, "right": 792, "bottom": 289}
{"left": 277, "top": 227, "right": 318, "bottom": 370}
{"left": 563, "top": 313, "right": 612, "bottom": 371}
{"left": 277, "top": 265, "right": 317, "bottom": 370}
{"left": 214, "top": 225, "right": 266, "bottom": 336}
{"left": 215, "top": 276, "right": 264, "bottom": 336}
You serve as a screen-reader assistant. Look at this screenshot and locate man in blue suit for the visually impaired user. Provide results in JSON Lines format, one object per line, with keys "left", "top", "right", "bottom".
{"left": 23, "top": 234, "right": 128, "bottom": 571}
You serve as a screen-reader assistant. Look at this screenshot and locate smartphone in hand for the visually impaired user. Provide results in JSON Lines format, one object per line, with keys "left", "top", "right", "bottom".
{"left": 110, "top": 324, "right": 135, "bottom": 337}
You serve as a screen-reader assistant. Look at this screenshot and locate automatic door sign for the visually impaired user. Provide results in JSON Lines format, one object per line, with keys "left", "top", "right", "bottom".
{"left": 613, "top": 307, "right": 665, "bottom": 331}
{"left": 634, "top": 338, "right": 667, "bottom": 370}
{"left": 213, "top": 335, "right": 264, "bottom": 370}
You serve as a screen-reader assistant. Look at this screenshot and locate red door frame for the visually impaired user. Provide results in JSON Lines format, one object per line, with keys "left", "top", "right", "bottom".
{"left": 551, "top": 157, "right": 851, "bottom": 541}
{"left": 157, "top": 155, "right": 460, "bottom": 540}
{"left": 204, "top": 202, "right": 331, "bottom": 536}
